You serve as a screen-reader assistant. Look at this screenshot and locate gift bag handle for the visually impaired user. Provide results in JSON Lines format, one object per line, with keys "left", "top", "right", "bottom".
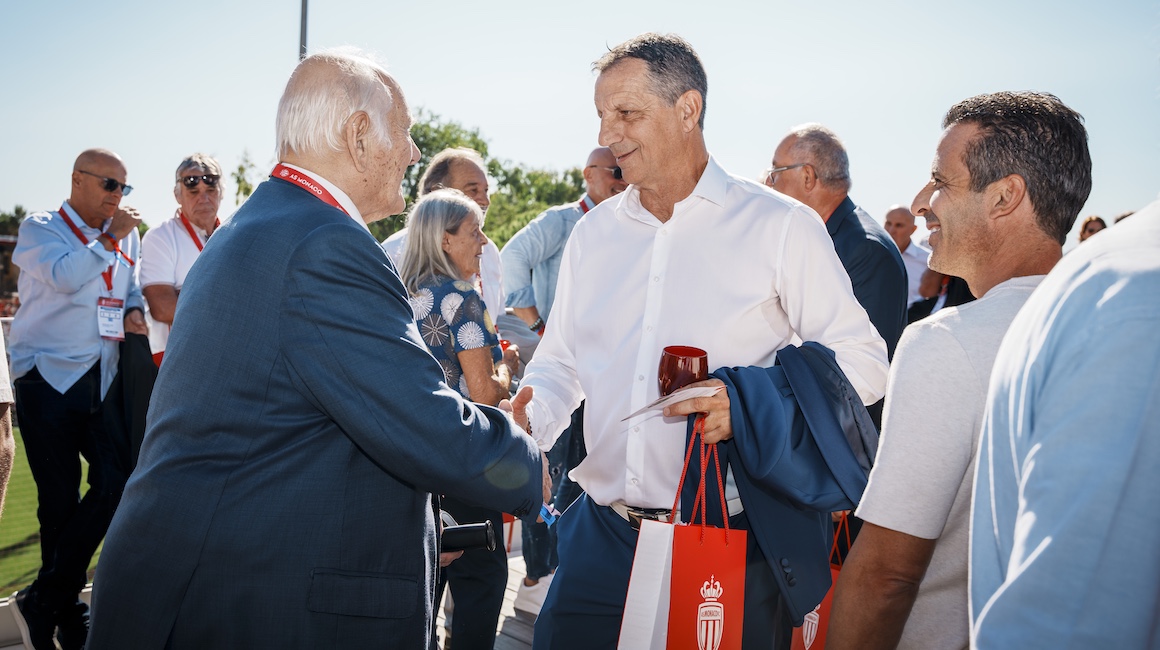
{"left": 672, "top": 417, "right": 732, "bottom": 545}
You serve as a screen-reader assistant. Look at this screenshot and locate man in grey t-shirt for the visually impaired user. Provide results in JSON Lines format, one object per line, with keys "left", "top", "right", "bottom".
{"left": 825, "top": 92, "right": 1092, "bottom": 649}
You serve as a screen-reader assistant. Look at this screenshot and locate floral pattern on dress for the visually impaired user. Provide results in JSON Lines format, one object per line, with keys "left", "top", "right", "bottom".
{"left": 419, "top": 313, "right": 450, "bottom": 348}
{"left": 410, "top": 287, "right": 434, "bottom": 320}
{"left": 411, "top": 275, "right": 501, "bottom": 399}
{"left": 440, "top": 292, "right": 464, "bottom": 329}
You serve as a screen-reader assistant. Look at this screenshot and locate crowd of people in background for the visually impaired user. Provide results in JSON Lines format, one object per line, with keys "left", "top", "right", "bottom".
{"left": 0, "top": 30, "right": 1156, "bottom": 650}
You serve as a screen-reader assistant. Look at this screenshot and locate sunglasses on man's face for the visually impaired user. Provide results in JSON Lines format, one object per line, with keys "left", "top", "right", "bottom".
{"left": 77, "top": 170, "right": 133, "bottom": 196}
{"left": 588, "top": 165, "right": 623, "bottom": 180}
{"left": 181, "top": 174, "right": 221, "bottom": 189}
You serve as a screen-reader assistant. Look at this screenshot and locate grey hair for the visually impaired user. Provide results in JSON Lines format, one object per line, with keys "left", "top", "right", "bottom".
{"left": 174, "top": 153, "right": 222, "bottom": 183}
{"left": 399, "top": 189, "right": 482, "bottom": 294}
{"left": 418, "top": 147, "right": 487, "bottom": 196}
{"left": 275, "top": 47, "right": 394, "bottom": 159}
{"left": 593, "top": 32, "right": 708, "bottom": 130}
{"left": 785, "top": 123, "right": 851, "bottom": 192}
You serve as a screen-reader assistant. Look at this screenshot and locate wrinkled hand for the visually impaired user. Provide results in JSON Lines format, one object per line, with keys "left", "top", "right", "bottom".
{"left": 108, "top": 206, "right": 142, "bottom": 240}
{"left": 439, "top": 551, "right": 463, "bottom": 567}
{"left": 124, "top": 308, "right": 148, "bottom": 336}
{"left": 662, "top": 378, "right": 732, "bottom": 444}
{"left": 499, "top": 384, "right": 533, "bottom": 436}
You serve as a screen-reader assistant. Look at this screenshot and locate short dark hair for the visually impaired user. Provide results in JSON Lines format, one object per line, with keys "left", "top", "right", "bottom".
{"left": 943, "top": 91, "right": 1091, "bottom": 245}
{"left": 593, "top": 33, "right": 708, "bottom": 130}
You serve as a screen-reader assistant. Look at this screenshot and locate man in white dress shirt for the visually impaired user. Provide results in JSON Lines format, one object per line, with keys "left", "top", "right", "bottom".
{"left": 883, "top": 205, "right": 931, "bottom": 308}
{"left": 140, "top": 154, "right": 224, "bottom": 365}
{"left": 381, "top": 147, "right": 505, "bottom": 321}
{"left": 511, "top": 33, "right": 887, "bottom": 650}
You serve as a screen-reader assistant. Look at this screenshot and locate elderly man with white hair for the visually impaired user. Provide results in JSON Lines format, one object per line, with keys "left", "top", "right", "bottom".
{"left": 87, "top": 48, "right": 548, "bottom": 649}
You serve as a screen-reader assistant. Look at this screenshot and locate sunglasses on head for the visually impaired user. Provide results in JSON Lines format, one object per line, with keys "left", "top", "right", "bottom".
{"left": 587, "top": 165, "right": 623, "bottom": 180}
{"left": 180, "top": 174, "right": 221, "bottom": 189}
{"left": 77, "top": 170, "right": 133, "bottom": 196}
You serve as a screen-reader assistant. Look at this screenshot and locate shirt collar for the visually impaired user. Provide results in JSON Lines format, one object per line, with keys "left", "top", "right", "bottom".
{"left": 279, "top": 162, "right": 368, "bottom": 233}
{"left": 825, "top": 196, "right": 857, "bottom": 236}
{"left": 617, "top": 155, "right": 728, "bottom": 226}
{"left": 60, "top": 201, "right": 108, "bottom": 233}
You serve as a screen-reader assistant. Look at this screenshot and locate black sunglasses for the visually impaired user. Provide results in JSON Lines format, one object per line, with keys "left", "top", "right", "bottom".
{"left": 588, "top": 165, "right": 623, "bottom": 180}
{"left": 77, "top": 170, "right": 133, "bottom": 196}
{"left": 180, "top": 174, "right": 221, "bottom": 189}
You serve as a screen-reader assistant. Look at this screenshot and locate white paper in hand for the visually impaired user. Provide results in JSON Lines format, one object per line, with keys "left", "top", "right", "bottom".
{"left": 621, "top": 385, "right": 725, "bottom": 422}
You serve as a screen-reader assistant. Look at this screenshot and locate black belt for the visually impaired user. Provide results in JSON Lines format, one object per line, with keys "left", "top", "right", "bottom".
{"left": 609, "top": 503, "right": 674, "bottom": 531}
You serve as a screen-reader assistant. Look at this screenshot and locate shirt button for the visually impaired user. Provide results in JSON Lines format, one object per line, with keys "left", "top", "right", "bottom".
{"left": 638, "top": 375, "right": 644, "bottom": 381}
{"left": 631, "top": 478, "right": 639, "bottom": 485}
{"left": 646, "top": 326, "right": 653, "bottom": 332}
{"left": 652, "top": 276, "right": 660, "bottom": 283}
{"left": 633, "top": 427, "right": 640, "bottom": 433}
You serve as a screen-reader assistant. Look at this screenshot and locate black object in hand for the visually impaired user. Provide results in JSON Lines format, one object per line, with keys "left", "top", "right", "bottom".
{"left": 441, "top": 521, "right": 496, "bottom": 552}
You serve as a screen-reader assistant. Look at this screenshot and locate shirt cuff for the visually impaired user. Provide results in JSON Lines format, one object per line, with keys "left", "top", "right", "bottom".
{"left": 85, "top": 239, "right": 116, "bottom": 263}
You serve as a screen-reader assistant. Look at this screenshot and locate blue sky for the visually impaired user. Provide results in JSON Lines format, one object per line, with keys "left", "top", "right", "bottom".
{"left": 2, "top": 0, "right": 1157, "bottom": 247}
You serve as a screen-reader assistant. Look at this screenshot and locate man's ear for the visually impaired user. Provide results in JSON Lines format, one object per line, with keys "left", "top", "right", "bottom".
{"left": 988, "top": 174, "right": 1027, "bottom": 222}
{"left": 677, "top": 90, "right": 702, "bottom": 132}
{"left": 801, "top": 163, "right": 818, "bottom": 193}
{"left": 345, "top": 111, "right": 373, "bottom": 173}
{"left": 581, "top": 165, "right": 596, "bottom": 187}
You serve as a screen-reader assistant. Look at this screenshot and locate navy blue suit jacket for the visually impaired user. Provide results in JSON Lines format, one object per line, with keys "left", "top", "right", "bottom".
{"left": 826, "top": 197, "right": 907, "bottom": 359}
{"left": 89, "top": 178, "right": 543, "bottom": 649}
{"left": 680, "top": 343, "right": 877, "bottom": 625}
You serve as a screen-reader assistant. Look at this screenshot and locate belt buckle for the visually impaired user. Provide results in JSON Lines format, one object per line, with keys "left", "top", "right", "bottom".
{"left": 626, "top": 507, "right": 671, "bottom": 531}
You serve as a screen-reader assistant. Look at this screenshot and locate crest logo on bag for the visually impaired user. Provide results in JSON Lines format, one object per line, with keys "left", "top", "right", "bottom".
{"left": 801, "top": 604, "right": 821, "bottom": 648}
{"left": 697, "top": 575, "right": 725, "bottom": 650}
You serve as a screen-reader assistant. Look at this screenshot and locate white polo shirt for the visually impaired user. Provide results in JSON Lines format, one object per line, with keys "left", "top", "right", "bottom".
{"left": 139, "top": 211, "right": 214, "bottom": 354}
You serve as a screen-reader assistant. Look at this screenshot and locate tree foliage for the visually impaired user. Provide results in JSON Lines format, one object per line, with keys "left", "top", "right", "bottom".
{"left": 369, "top": 109, "right": 584, "bottom": 249}
{"left": 0, "top": 205, "right": 26, "bottom": 236}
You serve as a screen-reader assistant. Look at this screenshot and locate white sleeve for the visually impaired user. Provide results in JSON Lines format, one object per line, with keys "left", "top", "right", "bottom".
{"left": 776, "top": 206, "right": 889, "bottom": 403}
{"left": 139, "top": 223, "right": 178, "bottom": 288}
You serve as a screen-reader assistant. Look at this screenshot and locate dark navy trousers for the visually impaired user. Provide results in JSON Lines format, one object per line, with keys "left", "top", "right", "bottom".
{"left": 533, "top": 494, "right": 792, "bottom": 649}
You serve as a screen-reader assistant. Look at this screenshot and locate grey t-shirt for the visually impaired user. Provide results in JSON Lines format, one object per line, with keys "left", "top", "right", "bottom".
{"left": 856, "top": 275, "right": 1044, "bottom": 650}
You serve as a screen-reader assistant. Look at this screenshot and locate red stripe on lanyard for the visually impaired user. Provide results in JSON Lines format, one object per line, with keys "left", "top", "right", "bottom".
{"left": 178, "top": 212, "right": 219, "bottom": 252}
{"left": 270, "top": 164, "right": 350, "bottom": 216}
{"left": 579, "top": 195, "right": 594, "bottom": 214}
{"left": 58, "top": 205, "right": 134, "bottom": 292}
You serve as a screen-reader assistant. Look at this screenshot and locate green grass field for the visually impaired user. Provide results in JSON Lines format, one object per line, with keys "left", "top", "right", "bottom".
{"left": 0, "top": 428, "right": 102, "bottom": 595}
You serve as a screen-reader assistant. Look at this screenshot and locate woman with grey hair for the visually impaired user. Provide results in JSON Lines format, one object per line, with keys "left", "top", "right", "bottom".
{"left": 401, "top": 188, "right": 520, "bottom": 649}
{"left": 400, "top": 188, "right": 518, "bottom": 406}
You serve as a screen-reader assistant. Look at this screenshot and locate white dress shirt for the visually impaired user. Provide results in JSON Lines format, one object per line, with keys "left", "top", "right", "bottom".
{"left": 900, "top": 240, "right": 931, "bottom": 307}
{"left": 522, "top": 157, "right": 888, "bottom": 509}
{"left": 382, "top": 228, "right": 506, "bottom": 323}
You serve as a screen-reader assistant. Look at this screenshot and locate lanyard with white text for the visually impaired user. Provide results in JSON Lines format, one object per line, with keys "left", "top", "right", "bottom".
{"left": 579, "top": 195, "right": 595, "bottom": 214}
{"left": 270, "top": 164, "right": 350, "bottom": 216}
{"left": 179, "top": 212, "right": 219, "bottom": 252}
{"left": 59, "top": 205, "right": 134, "bottom": 292}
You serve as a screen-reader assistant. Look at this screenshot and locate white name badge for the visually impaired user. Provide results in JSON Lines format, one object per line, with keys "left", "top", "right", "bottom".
{"left": 97, "top": 297, "right": 125, "bottom": 341}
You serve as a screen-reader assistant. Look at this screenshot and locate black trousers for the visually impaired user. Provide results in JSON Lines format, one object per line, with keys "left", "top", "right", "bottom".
{"left": 436, "top": 497, "right": 508, "bottom": 650}
{"left": 15, "top": 364, "right": 129, "bottom": 611}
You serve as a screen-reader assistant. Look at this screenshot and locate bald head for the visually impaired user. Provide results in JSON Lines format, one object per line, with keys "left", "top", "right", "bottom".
{"left": 883, "top": 205, "right": 918, "bottom": 252}
{"left": 583, "top": 147, "right": 628, "bottom": 205}
{"left": 70, "top": 148, "right": 128, "bottom": 226}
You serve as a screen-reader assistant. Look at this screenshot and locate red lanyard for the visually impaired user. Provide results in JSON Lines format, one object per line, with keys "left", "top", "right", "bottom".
{"left": 270, "top": 164, "right": 350, "bottom": 216}
{"left": 579, "top": 195, "right": 594, "bottom": 214}
{"left": 59, "top": 205, "right": 134, "bottom": 292}
{"left": 179, "top": 212, "right": 219, "bottom": 252}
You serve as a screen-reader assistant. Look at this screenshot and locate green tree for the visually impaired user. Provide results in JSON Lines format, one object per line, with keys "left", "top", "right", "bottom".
{"left": 0, "top": 205, "right": 26, "bottom": 236}
{"left": 232, "top": 151, "right": 259, "bottom": 204}
{"left": 368, "top": 109, "right": 584, "bottom": 248}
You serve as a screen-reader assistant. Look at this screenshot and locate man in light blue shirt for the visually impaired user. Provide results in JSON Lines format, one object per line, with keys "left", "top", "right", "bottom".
{"left": 970, "top": 198, "right": 1160, "bottom": 648}
{"left": 9, "top": 148, "right": 146, "bottom": 650}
